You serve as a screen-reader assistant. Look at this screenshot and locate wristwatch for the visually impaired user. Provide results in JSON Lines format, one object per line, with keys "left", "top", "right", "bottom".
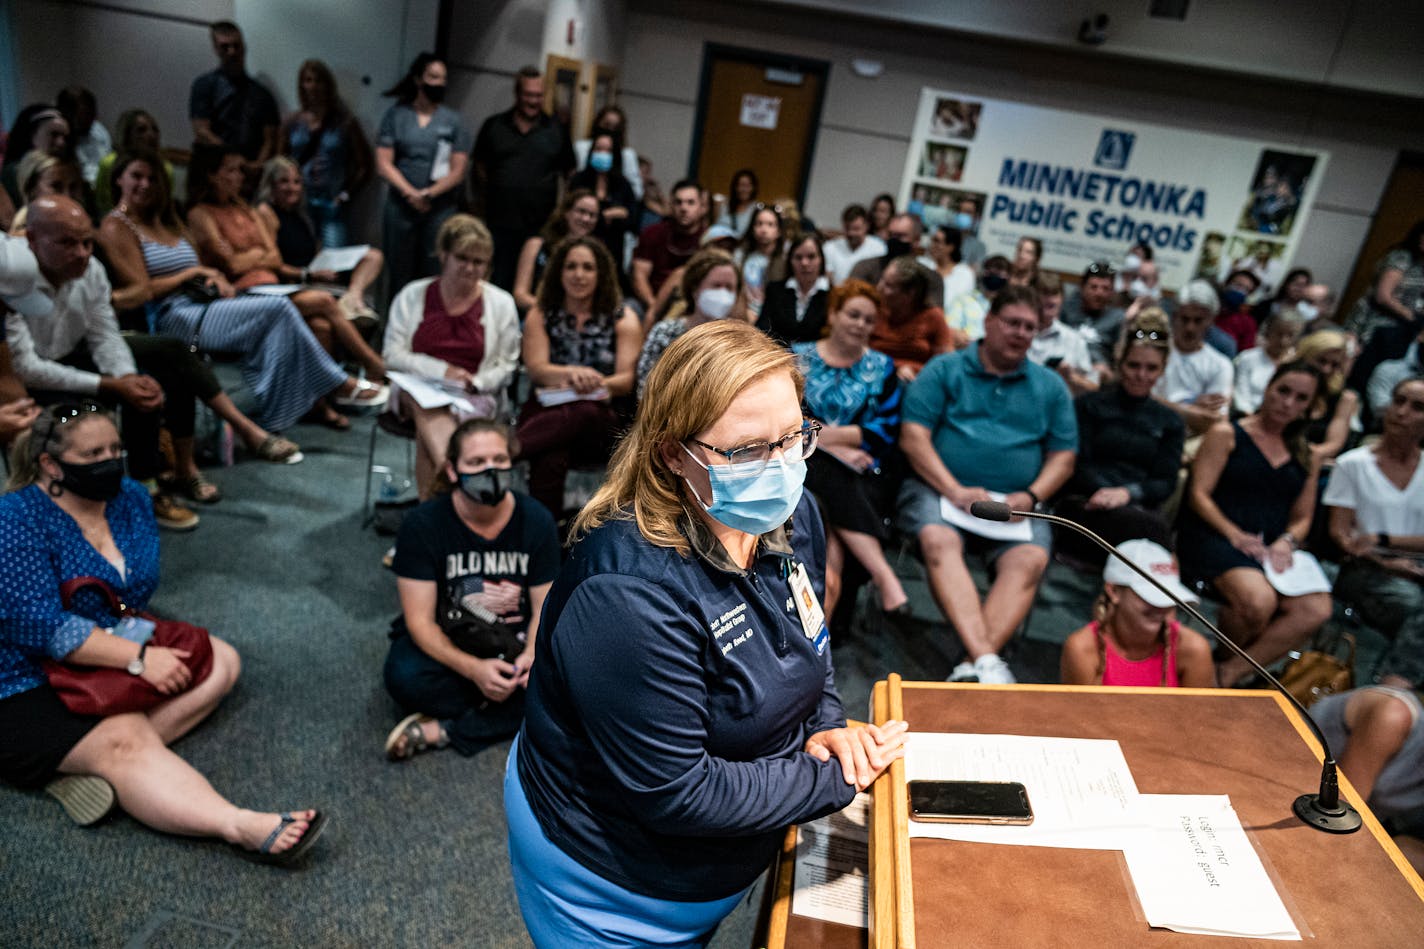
{"left": 126, "top": 643, "right": 148, "bottom": 677}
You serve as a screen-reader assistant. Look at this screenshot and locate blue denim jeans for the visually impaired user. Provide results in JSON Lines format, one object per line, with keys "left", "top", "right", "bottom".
{"left": 383, "top": 633, "right": 524, "bottom": 755}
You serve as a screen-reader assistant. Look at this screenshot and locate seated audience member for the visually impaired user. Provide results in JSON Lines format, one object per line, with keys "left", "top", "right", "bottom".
{"left": 1300, "top": 282, "right": 1338, "bottom": 332}
{"left": 1059, "top": 261, "right": 1125, "bottom": 368}
{"left": 1008, "top": 236, "right": 1041, "bottom": 288}
{"left": 384, "top": 418, "right": 559, "bottom": 762}
{"left": 0, "top": 406, "right": 324, "bottom": 861}
{"left": 2, "top": 105, "right": 69, "bottom": 207}
{"left": 823, "top": 204, "right": 886, "bottom": 286}
{"left": 1233, "top": 306, "right": 1305, "bottom": 416}
{"left": 944, "top": 253, "right": 1008, "bottom": 343}
{"left": 98, "top": 149, "right": 383, "bottom": 436}
{"left": 1124, "top": 258, "right": 1163, "bottom": 310}
{"left": 1113, "top": 242, "right": 1151, "bottom": 299}
{"left": 928, "top": 225, "right": 975, "bottom": 306}
{"left": 1215, "top": 269, "right": 1260, "bottom": 355}
{"left": 712, "top": 167, "right": 758, "bottom": 238}
{"left": 1344, "top": 221, "right": 1424, "bottom": 351}
{"left": 1028, "top": 273, "right": 1096, "bottom": 397}
{"left": 1054, "top": 309, "right": 1183, "bottom": 567}
{"left": 1367, "top": 325, "right": 1424, "bottom": 421}
{"left": 636, "top": 248, "right": 743, "bottom": 398}
{"left": 631, "top": 179, "right": 705, "bottom": 317}
{"left": 1177, "top": 362, "right": 1332, "bottom": 686}
{"left": 872, "top": 256, "right": 956, "bottom": 382}
{"left": 517, "top": 237, "right": 640, "bottom": 516}
{"left": 0, "top": 241, "right": 45, "bottom": 441}
{"left": 186, "top": 144, "right": 386, "bottom": 386}
{"left": 793, "top": 279, "right": 904, "bottom": 616}
{"left": 1252, "top": 267, "right": 1312, "bottom": 326}
{"left": 56, "top": 86, "right": 111, "bottom": 188}
{"left": 1324, "top": 377, "right": 1424, "bottom": 693}
{"left": 758, "top": 231, "right": 829, "bottom": 346}
{"left": 253, "top": 157, "right": 384, "bottom": 326}
{"left": 513, "top": 189, "right": 599, "bottom": 313}
{"left": 868, "top": 193, "right": 895, "bottom": 241}
{"left": 1060, "top": 539, "right": 1215, "bottom": 688}
{"left": 567, "top": 130, "right": 637, "bottom": 270}
{"left": 8, "top": 154, "right": 87, "bottom": 234}
{"left": 94, "top": 110, "right": 171, "bottom": 216}
{"left": 1310, "top": 687, "right": 1424, "bottom": 837}
{"left": 383, "top": 214, "right": 520, "bottom": 500}
{"left": 734, "top": 203, "right": 788, "bottom": 317}
{"left": 278, "top": 59, "right": 374, "bottom": 249}
{"left": 898, "top": 284, "right": 1076, "bottom": 683}
{"left": 851, "top": 213, "right": 943, "bottom": 308}
{"left": 1154, "top": 279, "right": 1234, "bottom": 436}
{"left": 1295, "top": 329, "right": 1360, "bottom": 462}
{"left": 573, "top": 106, "right": 643, "bottom": 201}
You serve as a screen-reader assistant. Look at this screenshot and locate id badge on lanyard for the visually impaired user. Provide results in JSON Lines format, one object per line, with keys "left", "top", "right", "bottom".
{"left": 787, "top": 561, "right": 830, "bottom": 656}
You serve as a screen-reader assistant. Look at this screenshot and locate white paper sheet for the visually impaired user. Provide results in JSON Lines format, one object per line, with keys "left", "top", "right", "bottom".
{"left": 385, "top": 370, "right": 479, "bottom": 413}
{"left": 308, "top": 244, "right": 370, "bottom": 273}
{"left": 1123, "top": 795, "right": 1300, "bottom": 940}
{"left": 940, "top": 492, "right": 1033, "bottom": 542}
{"left": 904, "top": 732, "right": 1141, "bottom": 849}
{"left": 535, "top": 386, "right": 609, "bottom": 407}
{"left": 1264, "top": 550, "right": 1331, "bottom": 596}
{"left": 791, "top": 793, "right": 869, "bottom": 929}
{"left": 431, "top": 139, "right": 452, "bottom": 181}
{"left": 245, "top": 284, "right": 302, "bottom": 296}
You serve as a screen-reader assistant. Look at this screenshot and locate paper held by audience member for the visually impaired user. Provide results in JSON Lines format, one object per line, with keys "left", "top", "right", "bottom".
{"left": 940, "top": 492, "right": 1032, "bottom": 542}
{"left": 535, "top": 386, "right": 609, "bottom": 407}
{"left": 307, "top": 244, "right": 370, "bottom": 273}
{"left": 790, "top": 793, "right": 869, "bottom": 930}
{"left": 1264, "top": 550, "right": 1331, "bottom": 597}
{"left": 245, "top": 284, "right": 303, "bottom": 297}
{"left": 385, "top": 370, "right": 480, "bottom": 413}
{"left": 1123, "top": 795, "right": 1300, "bottom": 940}
{"left": 904, "top": 733, "right": 1141, "bottom": 849}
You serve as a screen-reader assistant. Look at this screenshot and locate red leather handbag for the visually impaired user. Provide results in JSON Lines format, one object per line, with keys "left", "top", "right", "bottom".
{"left": 42, "top": 576, "right": 215, "bottom": 716}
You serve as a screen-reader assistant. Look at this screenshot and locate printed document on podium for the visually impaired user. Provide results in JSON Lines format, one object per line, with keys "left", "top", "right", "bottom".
{"left": 791, "top": 793, "right": 869, "bottom": 929}
{"left": 1123, "top": 794, "right": 1299, "bottom": 940}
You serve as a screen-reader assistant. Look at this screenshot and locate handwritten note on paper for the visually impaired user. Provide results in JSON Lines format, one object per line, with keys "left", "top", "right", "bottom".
{"left": 903, "top": 732, "right": 1141, "bottom": 849}
{"left": 791, "top": 793, "right": 869, "bottom": 929}
{"left": 1123, "top": 795, "right": 1299, "bottom": 940}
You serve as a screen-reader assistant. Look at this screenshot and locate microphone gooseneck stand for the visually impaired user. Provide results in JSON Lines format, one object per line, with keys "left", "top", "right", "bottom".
{"left": 968, "top": 500, "right": 1361, "bottom": 834}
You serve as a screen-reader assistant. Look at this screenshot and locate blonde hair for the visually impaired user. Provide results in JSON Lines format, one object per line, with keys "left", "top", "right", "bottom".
{"left": 1115, "top": 305, "right": 1171, "bottom": 366}
{"left": 6, "top": 407, "right": 118, "bottom": 492}
{"left": 254, "top": 155, "right": 301, "bottom": 209}
{"left": 1296, "top": 329, "right": 1348, "bottom": 395}
{"left": 437, "top": 213, "right": 493, "bottom": 260}
{"left": 572, "top": 320, "right": 803, "bottom": 555}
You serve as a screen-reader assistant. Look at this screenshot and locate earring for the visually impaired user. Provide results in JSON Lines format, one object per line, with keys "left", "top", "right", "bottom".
{"left": 48, "top": 480, "right": 64, "bottom": 497}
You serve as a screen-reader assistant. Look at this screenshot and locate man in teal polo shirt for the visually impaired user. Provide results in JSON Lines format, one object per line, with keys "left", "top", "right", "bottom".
{"left": 898, "top": 284, "right": 1077, "bottom": 683}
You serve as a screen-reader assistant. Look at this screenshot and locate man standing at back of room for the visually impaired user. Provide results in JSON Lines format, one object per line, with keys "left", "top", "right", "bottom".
{"left": 472, "top": 66, "right": 575, "bottom": 291}
{"left": 189, "top": 20, "right": 279, "bottom": 182}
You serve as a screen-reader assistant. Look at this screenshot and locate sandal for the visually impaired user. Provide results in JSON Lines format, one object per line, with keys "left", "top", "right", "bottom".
{"left": 45, "top": 774, "right": 117, "bottom": 826}
{"left": 256, "top": 810, "right": 329, "bottom": 865}
{"left": 384, "top": 713, "right": 448, "bottom": 761}
{"left": 174, "top": 474, "right": 222, "bottom": 504}
{"left": 332, "top": 378, "right": 389, "bottom": 411}
{"left": 303, "top": 403, "right": 351, "bottom": 431}
{"left": 256, "top": 434, "right": 304, "bottom": 465}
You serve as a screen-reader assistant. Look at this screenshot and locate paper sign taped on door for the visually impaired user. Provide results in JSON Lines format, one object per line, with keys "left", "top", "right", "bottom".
{"left": 740, "top": 94, "right": 781, "bottom": 130}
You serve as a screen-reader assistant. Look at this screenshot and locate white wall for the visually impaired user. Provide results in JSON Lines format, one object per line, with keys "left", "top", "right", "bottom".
{"left": 618, "top": 0, "right": 1424, "bottom": 292}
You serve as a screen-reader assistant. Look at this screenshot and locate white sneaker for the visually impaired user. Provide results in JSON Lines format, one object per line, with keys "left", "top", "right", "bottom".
{"left": 974, "top": 653, "right": 1016, "bottom": 684}
{"left": 947, "top": 660, "right": 979, "bottom": 682}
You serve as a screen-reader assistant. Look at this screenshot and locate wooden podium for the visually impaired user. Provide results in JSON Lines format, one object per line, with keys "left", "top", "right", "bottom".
{"left": 760, "top": 679, "right": 1424, "bottom": 948}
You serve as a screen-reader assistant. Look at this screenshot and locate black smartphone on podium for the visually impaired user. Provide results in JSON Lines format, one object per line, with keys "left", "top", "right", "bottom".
{"left": 908, "top": 780, "right": 1034, "bottom": 825}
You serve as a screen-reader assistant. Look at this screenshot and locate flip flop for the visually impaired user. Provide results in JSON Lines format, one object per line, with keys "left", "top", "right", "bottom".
{"left": 257, "top": 810, "right": 328, "bottom": 865}
{"left": 384, "top": 713, "right": 447, "bottom": 761}
{"left": 45, "top": 774, "right": 117, "bottom": 826}
{"left": 256, "top": 434, "right": 304, "bottom": 465}
{"left": 175, "top": 474, "right": 222, "bottom": 504}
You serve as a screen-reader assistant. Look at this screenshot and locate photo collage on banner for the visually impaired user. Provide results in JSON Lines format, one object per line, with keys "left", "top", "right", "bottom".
{"left": 900, "top": 90, "right": 1328, "bottom": 295}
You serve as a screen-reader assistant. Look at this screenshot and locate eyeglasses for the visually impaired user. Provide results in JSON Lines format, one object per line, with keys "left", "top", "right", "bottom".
{"left": 688, "top": 420, "right": 821, "bottom": 473}
{"left": 752, "top": 202, "right": 785, "bottom": 217}
{"left": 1130, "top": 329, "right": 1166, "bottom": 342}
{"left": 1084, "top": 261, "right": 1117, "bottom": 277}
{"left": 35, "top": 401, "right": 105, "bottom": 453}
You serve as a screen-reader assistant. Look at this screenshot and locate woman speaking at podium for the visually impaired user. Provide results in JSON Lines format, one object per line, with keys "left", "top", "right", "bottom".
{"left": 505, "top": 320, "right": 906, "bottom": 947}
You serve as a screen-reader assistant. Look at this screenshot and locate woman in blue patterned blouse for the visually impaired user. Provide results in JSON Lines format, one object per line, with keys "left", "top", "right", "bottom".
{"left": 0, "top": 405, "right": 325, "bottom": 862}
{"left": 793, "top": 279, "right": 905, "bottom": 616}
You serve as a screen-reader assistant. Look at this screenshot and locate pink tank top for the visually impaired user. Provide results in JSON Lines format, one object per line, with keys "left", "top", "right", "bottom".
{"left": 1093, "top": 620, "right": 1180, "bottom": 688}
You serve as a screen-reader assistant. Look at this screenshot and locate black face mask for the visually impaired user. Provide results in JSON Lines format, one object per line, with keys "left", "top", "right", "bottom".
{"left": 457, "top": 467, "right": 513, "bottom": 506}
{"left": 55, "top": 457, "right": 125, "bottom": 502}
{"left": 981, "top": 273, "right": 1008, "bottom": 293}
{"left": 884, "top": 238, "right": 913, "bottom": 260}
{"left": 421, "top": 82, "right": 446, "bottom": 104}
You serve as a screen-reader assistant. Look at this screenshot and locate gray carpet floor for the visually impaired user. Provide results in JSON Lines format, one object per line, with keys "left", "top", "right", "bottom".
{"left": 0, "top": 412, "right": 1387, "bottom": 948}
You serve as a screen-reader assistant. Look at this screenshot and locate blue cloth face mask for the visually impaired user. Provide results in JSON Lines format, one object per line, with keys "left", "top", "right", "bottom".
{"left": 589, "top": 151, "right": 614, "bottom": 173}
{"left": 682, "top": 445, "right": 806, "bottom": 535}
{"left": 953, "top": 211, "right": 976, "bottom": 231}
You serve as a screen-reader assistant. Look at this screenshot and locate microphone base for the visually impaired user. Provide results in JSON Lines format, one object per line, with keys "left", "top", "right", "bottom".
{"left": 1293, "top": 794, "right": 1363, "bottom": 834}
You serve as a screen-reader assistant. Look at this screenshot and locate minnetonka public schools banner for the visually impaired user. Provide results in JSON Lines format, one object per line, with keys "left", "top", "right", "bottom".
{"left": 899, "top": 89, "right": 1329, "bottom": 293}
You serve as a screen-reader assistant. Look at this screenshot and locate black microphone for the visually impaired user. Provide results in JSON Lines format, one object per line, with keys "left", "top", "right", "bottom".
{"left": 970, "top": 500, "right": 1361, "bottom": 834}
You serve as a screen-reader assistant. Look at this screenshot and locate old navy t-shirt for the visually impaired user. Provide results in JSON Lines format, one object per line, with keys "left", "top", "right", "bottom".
{"left": 392, "top": 491, "right": 560, "bottom": 638}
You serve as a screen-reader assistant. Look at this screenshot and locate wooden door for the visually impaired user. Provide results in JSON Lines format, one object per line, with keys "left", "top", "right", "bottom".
{"left": 1341, "top": 151, "right": 1424, "bottom": 312}
{"left": 690, "top": 45, "right": 828, "bottom": 211}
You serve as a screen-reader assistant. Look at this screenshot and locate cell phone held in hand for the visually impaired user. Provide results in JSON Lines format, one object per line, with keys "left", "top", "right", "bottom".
{"left": 907, "top": 779, "right": 1034, "bottom": 825}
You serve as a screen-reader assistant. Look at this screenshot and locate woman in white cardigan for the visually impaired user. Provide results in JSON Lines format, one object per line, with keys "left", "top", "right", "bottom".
{"left": 383, "top": 214, "right": 520, "bottom": 499}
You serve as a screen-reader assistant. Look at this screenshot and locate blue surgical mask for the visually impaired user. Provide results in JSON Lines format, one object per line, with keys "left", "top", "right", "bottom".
{"left": 682, "top": 446, "right": 805, "bottom": 535}
{"left": 589, "top": 151, "right": 614, "bottom": 173}
{"left": 1222, "top": 288, "right": 1248, "bottom": 309}
{"left": 953, "top": 212, "right": 976, "bottom": 231}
